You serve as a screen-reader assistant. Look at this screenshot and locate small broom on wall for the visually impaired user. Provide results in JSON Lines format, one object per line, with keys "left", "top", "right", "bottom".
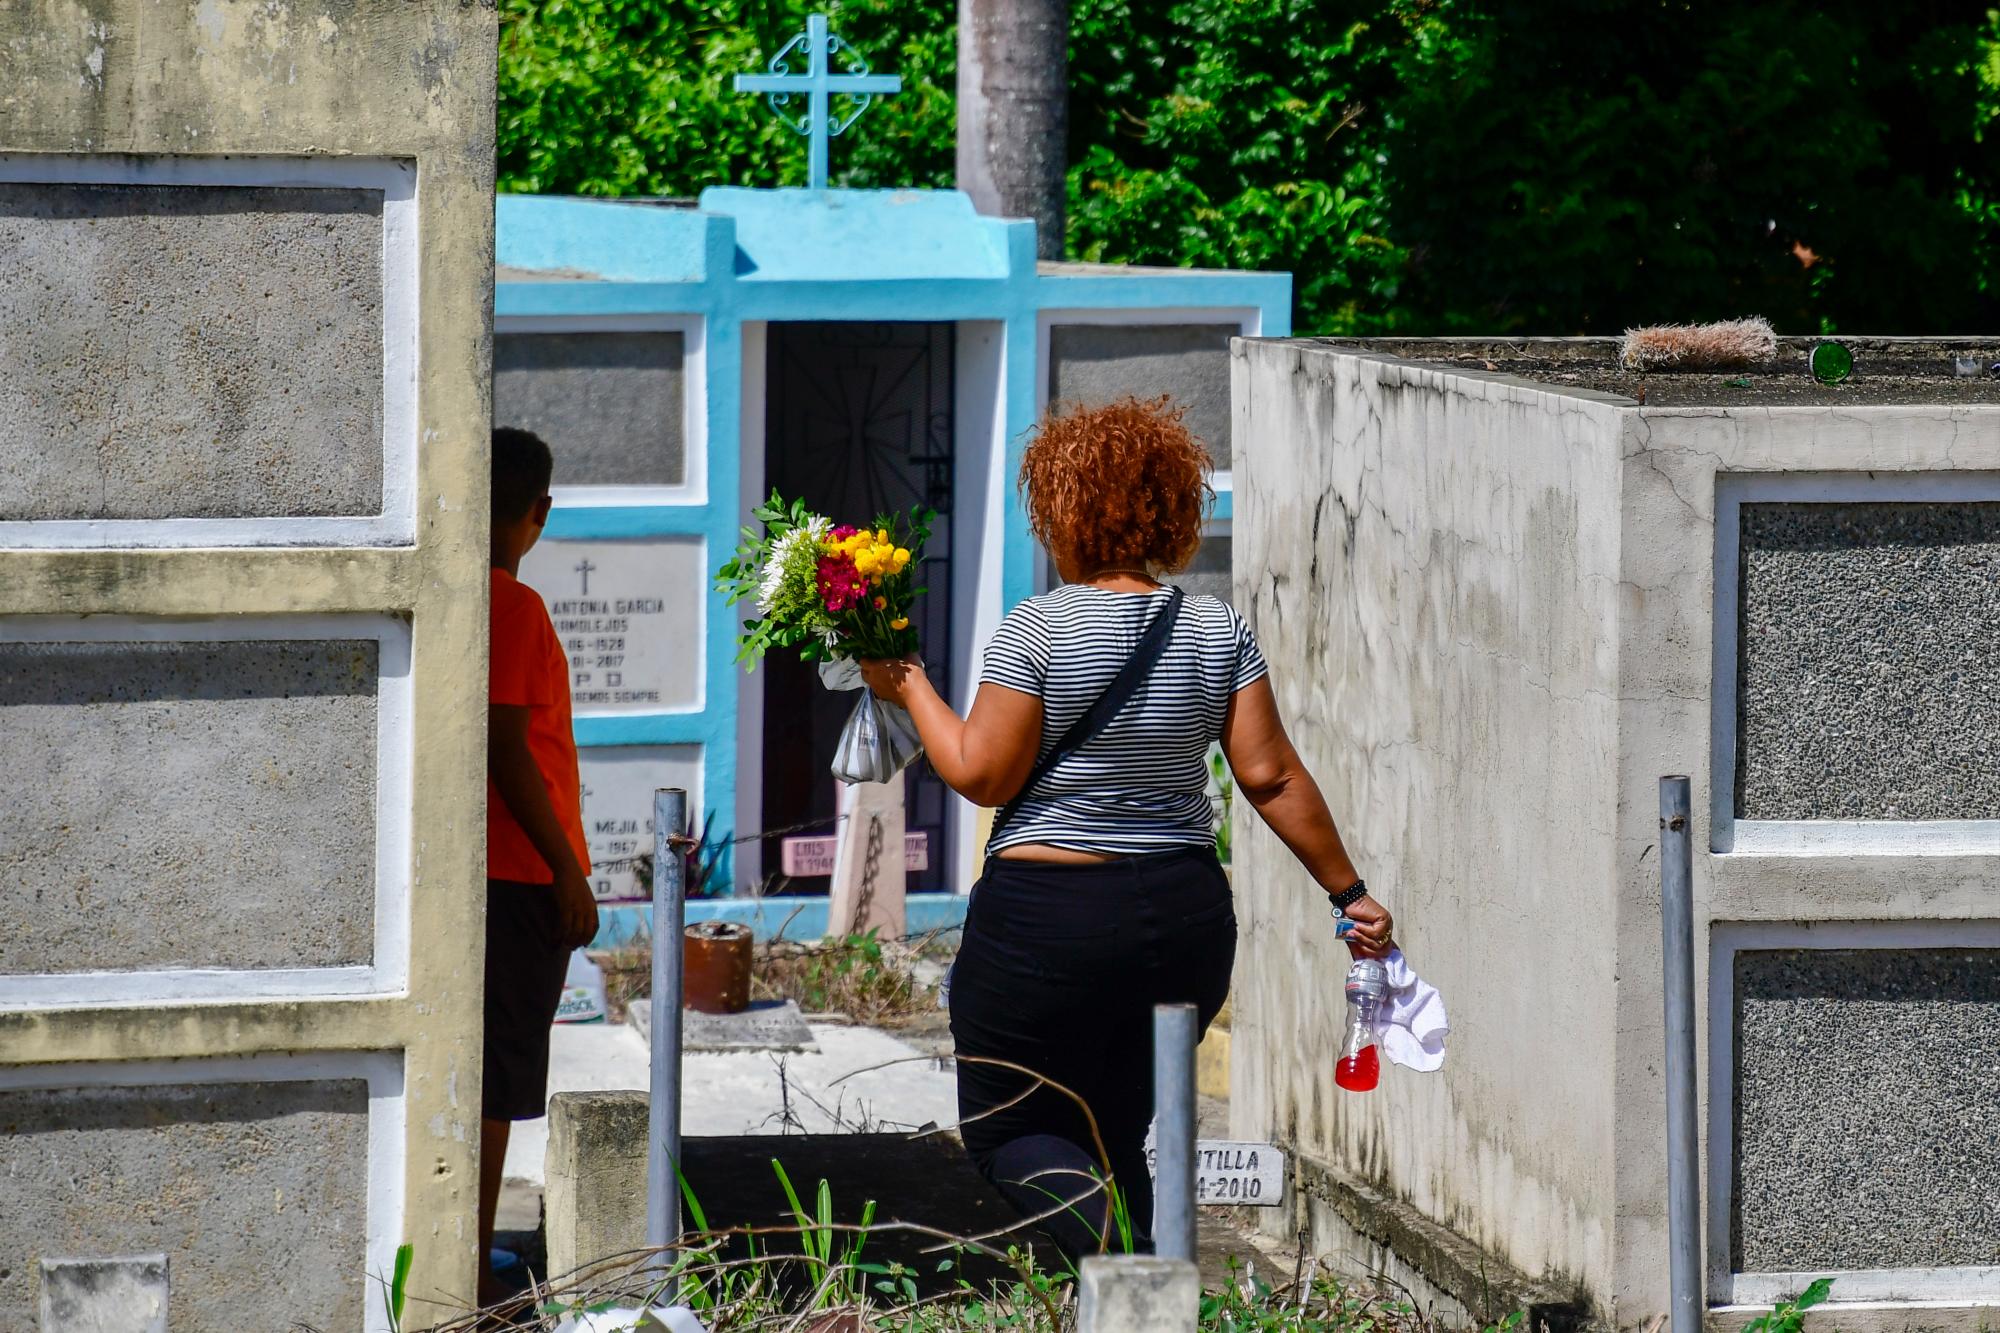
{"left": 1620, "top": 316, "right": 1777, "bottom": 371}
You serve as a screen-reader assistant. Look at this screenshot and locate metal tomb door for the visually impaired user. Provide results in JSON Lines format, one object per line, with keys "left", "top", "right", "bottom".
{"left": 763, "top": 322, "right": 954, "bottom": 894}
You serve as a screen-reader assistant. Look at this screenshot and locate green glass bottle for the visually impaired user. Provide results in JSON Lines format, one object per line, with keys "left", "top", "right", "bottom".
{"left": 1809, "top": 341, "right": 1853, "bottom": 385}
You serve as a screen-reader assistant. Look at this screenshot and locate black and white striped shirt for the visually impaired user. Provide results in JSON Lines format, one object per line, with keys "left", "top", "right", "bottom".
{"left": 980, "top": 584, "right": 1269, "bottom": 856}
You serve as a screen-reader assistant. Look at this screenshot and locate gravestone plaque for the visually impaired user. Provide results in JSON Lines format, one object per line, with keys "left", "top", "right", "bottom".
{"left": 1736, "top": 502, "right": 2000, "bottom": 820}
{"left": 1144, "top": 1133, "right": 1287, "bottom": 1207}
{"left": 38, "top": 1255, "right": 168, "bottom": 1333}
{"left": 518, "top": 537, "right": 704, "bottom": 715}
{"left": 1732, "top": 948, "right": 2000, "bottom": 1273}
{"left": 575, "top": 745, "right": 702, "bottom": 902}
{"left": 495, "top": 331, "right": 687, "bottom": 488}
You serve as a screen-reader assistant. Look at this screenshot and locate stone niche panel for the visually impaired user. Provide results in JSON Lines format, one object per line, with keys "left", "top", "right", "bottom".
{"left": 0, "top": 1078, "right": 369, "bottom": 1327}
{"left": 0, "top": 182, "right": 386, "bottom": 521}
{"left": 1732, "top": 948, "right": 2000, "bottom": 1273}
{"left": 495, "top": 331, "right": 687, "bottom": 487}
{"left": 1048, "top": 324, "right": 1235, "bottom": 469}
{"left": 1735, "top": 501, "right": 2000, "bottom": 820}
{"left": 0, "top": 639, "right": 380, "bottom": 974}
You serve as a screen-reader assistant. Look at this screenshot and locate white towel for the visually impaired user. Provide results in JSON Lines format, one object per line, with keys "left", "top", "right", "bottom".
{"left": 1378, "top": 948, "right": 1449, "bottom": 1072}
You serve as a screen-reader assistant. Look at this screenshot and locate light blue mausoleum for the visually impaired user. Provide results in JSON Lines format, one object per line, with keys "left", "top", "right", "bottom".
{"left": 496, "top": 177, "right": 1288, "bottom": 939}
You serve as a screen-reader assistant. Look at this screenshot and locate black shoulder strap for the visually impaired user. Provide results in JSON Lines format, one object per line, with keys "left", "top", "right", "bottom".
{"left": 990, "top": 587, "right": 1186, "bottom": 844}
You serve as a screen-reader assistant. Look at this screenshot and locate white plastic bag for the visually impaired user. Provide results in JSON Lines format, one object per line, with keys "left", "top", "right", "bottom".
{"left": 818, "top": 658, "right": 924, "bottom": 785}
{"left": 552, "top": 1305, "right": 707, "bottom": 1333}
{"left": 554, "top": 948, "right": 607, "bottom": 1024}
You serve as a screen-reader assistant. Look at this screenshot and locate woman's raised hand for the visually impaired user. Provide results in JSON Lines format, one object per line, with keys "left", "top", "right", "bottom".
{"left": 858, "top": 654, "right": 924, "bottom": 705}
{"left": 1340, "top": 893, "right": 1394, "bottom": 960}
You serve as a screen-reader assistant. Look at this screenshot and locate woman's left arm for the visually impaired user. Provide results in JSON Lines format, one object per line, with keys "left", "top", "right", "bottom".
{"left": 859, "top": 658, "right": 1044, "bottom": 807}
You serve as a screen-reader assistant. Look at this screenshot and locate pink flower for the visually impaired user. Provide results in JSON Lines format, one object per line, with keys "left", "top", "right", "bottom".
{"left": 816, "top": 554, "right": 869, "bottom": 613}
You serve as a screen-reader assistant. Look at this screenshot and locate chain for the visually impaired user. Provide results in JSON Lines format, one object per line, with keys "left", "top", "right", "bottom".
{"left": 852, "top": 812, "right": 884, "bottom": 929}
{"left": 592, "top": 815, "right": 852, "bottom": 873}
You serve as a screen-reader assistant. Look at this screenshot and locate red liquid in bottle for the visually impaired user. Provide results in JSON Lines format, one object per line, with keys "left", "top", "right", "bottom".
{"left": 1334, "top": 1043, "right": 1380, "bottom": 1092}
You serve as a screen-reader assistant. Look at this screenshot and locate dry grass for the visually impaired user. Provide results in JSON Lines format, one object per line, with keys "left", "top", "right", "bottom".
{"left": 1619, "top": 316, "right": 1777, "bottom": 370}
{"left": 590, "top": 928, "right": 946, "bottom": 1028}
{"left": 751, "top": 931, "right": 942, "bottom": 1026}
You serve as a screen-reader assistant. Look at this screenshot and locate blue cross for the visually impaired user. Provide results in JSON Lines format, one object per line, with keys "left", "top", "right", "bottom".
{"left": 734, "top": 14, "right": 902, "bottom": 191}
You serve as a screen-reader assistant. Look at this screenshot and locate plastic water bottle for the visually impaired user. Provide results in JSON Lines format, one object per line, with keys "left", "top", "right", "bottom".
{"left": 1335, "top": 958, "right": 1388, "bottom": 1092}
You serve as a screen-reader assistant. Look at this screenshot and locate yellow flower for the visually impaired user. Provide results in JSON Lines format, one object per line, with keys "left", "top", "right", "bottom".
{"left": 876, "top": 529, "right": 890, "bottom": 544}
{"left": 873, "top": 595, "right": 887, "bottom": 610}
{"left": 891, "top": 547, "right": 911, "bottom": 572}
{"left": 891, "top": 616, "right": 910, "bottom": 631}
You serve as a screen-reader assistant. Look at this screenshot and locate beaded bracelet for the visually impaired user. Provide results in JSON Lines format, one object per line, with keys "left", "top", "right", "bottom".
{"left": 1329, "top": 880, "right": 1369, "bottom": 915}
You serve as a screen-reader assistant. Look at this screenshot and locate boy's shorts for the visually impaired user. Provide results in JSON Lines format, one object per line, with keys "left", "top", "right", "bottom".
{"left": 482, "top": 878, "right": 572, "bottom": 1121}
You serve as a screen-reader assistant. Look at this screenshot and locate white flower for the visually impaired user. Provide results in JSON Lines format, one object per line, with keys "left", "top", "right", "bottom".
{"left": 755, "top": 517, "right": 830, "bottom": 614}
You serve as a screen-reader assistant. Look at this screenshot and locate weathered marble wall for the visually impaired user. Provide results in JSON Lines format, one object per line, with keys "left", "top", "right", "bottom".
{"left": 0, "top": 0, "right": 497, "bottom": 1313}
{"left": 1230, "top": 345, "right": 1628, "bottom": 1300}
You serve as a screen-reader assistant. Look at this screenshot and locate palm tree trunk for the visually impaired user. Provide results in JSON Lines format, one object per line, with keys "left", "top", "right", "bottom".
{"left": 956, "top": 0, "right": 1069, "bottom": 260}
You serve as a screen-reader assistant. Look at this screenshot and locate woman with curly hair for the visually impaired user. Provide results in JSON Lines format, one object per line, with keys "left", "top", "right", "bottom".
{"left": 860, "top": 395, "right": 1389, "bottom": 1260}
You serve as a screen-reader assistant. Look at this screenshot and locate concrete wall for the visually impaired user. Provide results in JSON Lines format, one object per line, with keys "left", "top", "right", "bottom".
{"left": 1235, "top": 337, "right": 2000, "bottom": 1323}
{"left": 1230, "top": 345, "right": 1626, "bottom": 1303}
{"left": 0, "top": 0, "right": 495, "bottom": 1322}
{"left": 495, "top": 331, "right": 686, "bottom": 487}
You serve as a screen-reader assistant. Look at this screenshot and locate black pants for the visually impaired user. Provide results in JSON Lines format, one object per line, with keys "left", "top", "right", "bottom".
{"left": 948, "top": 847, "right": 1236, "bottom": 1262}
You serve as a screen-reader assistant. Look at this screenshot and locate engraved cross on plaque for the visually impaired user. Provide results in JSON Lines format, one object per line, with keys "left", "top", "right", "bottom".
{"left": 574, "top": 558, "right": 596, "bottom": 596}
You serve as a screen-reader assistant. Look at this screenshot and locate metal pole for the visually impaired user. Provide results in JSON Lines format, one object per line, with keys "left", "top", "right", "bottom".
{"left": 646, "top": 788, "right": 688, "bottom": 1253}
{"left": 1659, "top": 776, "right": 1700, "bottom": 1333}
{"left": 1152, "top": 1004, "right": 1198, "bottom": 1262}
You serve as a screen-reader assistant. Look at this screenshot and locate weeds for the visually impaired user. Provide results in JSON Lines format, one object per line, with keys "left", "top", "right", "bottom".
{"left": 755, "top": 929, "right": 933, "bottom": 1023}
{"left": 1742, "top": 1278, "right": 1834, "bottom": 1333}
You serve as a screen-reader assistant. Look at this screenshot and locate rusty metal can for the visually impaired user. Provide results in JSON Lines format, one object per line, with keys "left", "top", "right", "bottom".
{"left": 682, "top": 921, "right": 754, "bottom": 1014}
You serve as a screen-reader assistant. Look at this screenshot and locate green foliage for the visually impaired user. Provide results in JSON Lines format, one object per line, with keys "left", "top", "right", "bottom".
{"left": 1210, "top": 746, "right": 1234, "bottom": 864}
{"left": 498, "top": 0, "right": 955, "bottom": 196}
{"left": 380, "top": 1242, "right": 413, "bottom": 1332}
{"left": 500, "top": 0, "right": 2000, "bottom": 334}
{"left": 1378, "top": 2, "right": 2000, "bottom": 335}
{"left": 1064, "top": 0, "right": 1413, "bottom": 334}
{"left": 1743, "top": 1277, "right": 1835, "bottom": 1333}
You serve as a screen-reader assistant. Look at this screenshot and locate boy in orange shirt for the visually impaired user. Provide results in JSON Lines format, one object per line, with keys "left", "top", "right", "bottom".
{"left": 481, "top": 427, "right": 599, "bottom": 1304}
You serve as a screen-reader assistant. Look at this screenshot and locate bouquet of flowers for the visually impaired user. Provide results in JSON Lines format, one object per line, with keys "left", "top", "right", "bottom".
{"left": 716, "top": 492, "right": 932, "bottom": 784}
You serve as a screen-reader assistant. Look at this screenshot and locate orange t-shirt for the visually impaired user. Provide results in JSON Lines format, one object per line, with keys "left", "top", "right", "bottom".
{"left": 488, "top": 567, "right": 592, "bottom": 884}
